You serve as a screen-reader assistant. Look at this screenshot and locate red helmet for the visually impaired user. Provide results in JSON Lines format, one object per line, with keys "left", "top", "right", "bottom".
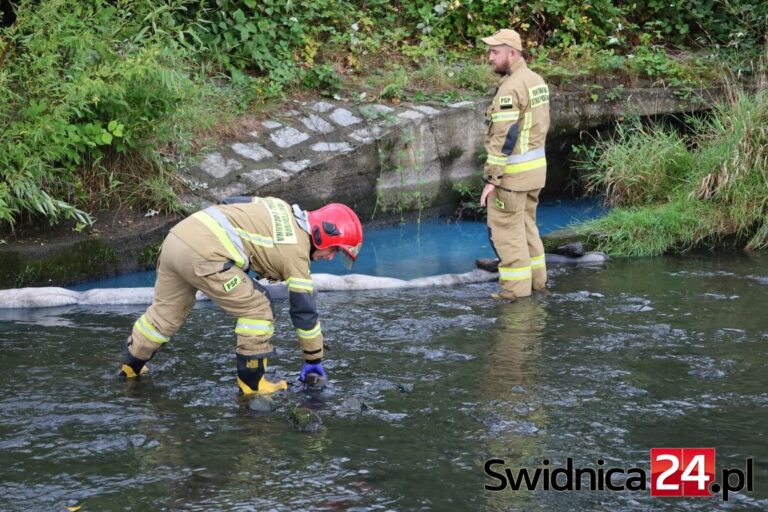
{"left": 307, "top": 203, "right": 363, "bottom": 269}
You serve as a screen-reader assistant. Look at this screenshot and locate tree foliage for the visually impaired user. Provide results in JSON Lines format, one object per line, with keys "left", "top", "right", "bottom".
{"left": 0, "top": 0, "right": 765, "bottom": 230}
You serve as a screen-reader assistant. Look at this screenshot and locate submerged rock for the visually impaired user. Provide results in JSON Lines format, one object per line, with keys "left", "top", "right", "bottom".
{"left": 340, "top": 397, "right": 371, "bottom": 412}
{"left": 398, "top": 383, "right": 414, "bottom": 393}
{"left": 303, "top": 373, "right": 328, "bottom": 390}
{"left": 551, "top": 241, "right": 585, "bottom": 258}
{"left": 248, "top": 396, "right": 278, "bottom": 412}
{"left": 288, "top": 406, "right": 324, "bottom": 433}
{"left": 689, "top": 368, "right": 726, "bottom": 380}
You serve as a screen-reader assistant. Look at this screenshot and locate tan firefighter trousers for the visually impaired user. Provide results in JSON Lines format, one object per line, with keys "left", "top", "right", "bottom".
{"left": 128, "top": 232, "right": 275, "bottom": 361}
{"left": 487, "top": 187, "right": 547, "bottom": 298}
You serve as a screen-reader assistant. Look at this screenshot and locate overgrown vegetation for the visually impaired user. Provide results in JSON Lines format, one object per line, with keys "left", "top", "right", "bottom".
{"left": 1, "top": 0, "right": 766, "bottom": 233}
{"left": 574, "top": 73, "right": 768, "bottom": 256}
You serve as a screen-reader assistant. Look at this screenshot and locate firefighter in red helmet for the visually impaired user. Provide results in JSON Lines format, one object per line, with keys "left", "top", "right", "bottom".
{"left": 118, "top": 196, "right": 363, "bottom": 396}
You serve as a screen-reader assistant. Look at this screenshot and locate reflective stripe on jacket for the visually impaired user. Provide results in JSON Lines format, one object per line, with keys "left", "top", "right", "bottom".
{"left": 484, "top": 58, "right": 550, "bottom": 192}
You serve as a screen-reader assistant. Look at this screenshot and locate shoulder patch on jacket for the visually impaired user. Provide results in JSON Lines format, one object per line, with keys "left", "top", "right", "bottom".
{"left": 528, "top": 85, "right": 550, "bottom": 108}
{"left": 498, "top": 96, "right": 515, "bottom": 109}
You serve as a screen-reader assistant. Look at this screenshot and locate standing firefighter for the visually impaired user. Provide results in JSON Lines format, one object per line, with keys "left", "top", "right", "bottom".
{"left": 479, "top": 29, "right": 550, "bottom": 300}
{"left": 118, "top": 196, "right": 363, "bottom": 396}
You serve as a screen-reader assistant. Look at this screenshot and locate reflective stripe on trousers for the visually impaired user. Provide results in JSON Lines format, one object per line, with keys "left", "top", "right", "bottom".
{"left": 235, "top": 317, "right": 274, "bottom": 337}
{"left": 498, "top": 265, "right": 533, "bottom": 281}
{"left": 134, "top": 313, "right": 170, "bottom": 345}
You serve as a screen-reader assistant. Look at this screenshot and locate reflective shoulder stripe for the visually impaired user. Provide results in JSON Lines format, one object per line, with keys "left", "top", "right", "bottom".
{"left": 491, "top": 111, "right": 520, "bottom": 123}
{"left": 193, "top": 208, "right": 249, "bottom": 270}
{"left": 297, "top": 322, "right": 322, "bottom": 340}
{"left": 507, "top": 147, "right": 546, "bottom": 164}
{"left": 235, "top": 228, "right": 274, "bottom": 248}
{"left": 135, "top": 314, "right": 169, "bottom": 344}
{"left": 531, "top": 255, "right": 546, "bottom": 269}
{"left": 287, "top": 277, "right": 314, "bottom": 292}
{"left": 235, "top": 318, "right": 275, "bottom": 337}
{"left": 498, "top": 265, "right": 532, "bottom": 281}
{"left": 486, "top": 154, "right": 507, "bottom": 166}
{"left": 519, "top": 111, "right": 533, "bottom": 153}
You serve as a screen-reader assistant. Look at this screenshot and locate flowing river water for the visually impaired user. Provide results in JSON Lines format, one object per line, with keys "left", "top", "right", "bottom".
{"left": 0, "top": 197, "right": 766, "bottom": 510}
{"left": 1, "top": 249, "right": 767, "bottom": 510}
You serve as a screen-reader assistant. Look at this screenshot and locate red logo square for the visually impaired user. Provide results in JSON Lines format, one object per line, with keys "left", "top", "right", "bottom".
{"left": 651, "top": 448, "right": 716, "bottom": 497}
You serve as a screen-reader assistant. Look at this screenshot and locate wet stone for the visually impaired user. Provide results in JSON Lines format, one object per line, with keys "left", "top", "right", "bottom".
{"left": 231, "top": 142, "right": 273, "bottom": 162}
{"left": 341, "top": 397, "right": 371, "bottom": 412}
{"left": 616, "top": 383, "right": 649, "bottom": 397}
{"left": 552, "top": 241, "right": 585, "bottom": 258}
{"left": 650, "top": 324, "right": 672, "bottom": 335}
{"left": 511, "top": 385, "right": 526, "bottom": 394}
{"left": 199, "top": 152, "right": 243, "bottom": 179}
{"left": 270, "top": 126, "right": 310, "bottom": 148}
{"left": 288, "top": 406, "right": 323, "bottom": 433}
{"left": 329, "top": 108, "right": 362, "bottom": 127}
{"left": 397, "top": 383, "right": 414, "bottom": 393}
{"left": 248, "top": 396, "right": 278, "bottom": 412}
{"left": 303, "top": 373, "right": 327, "bottom": 390}
{"left": 129, "top": 434, "right": 146, "bottom": 447}
{"left": 689, "top": 368, "right": 726, "bottom": 380}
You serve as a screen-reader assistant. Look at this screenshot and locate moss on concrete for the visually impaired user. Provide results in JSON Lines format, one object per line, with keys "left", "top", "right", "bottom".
{"left": 0, "top": 240, "right": 119, "bottom": 289}
{"left": 137, "top": 240, "right": 163, "bottom": 268}
{"left": 542, "top": 228, "right": 594, "bottom": 253}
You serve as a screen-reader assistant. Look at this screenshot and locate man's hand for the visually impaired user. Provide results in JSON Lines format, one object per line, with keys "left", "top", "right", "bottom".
{"left": 479, "top": 183, "right": 496, "bottom": 207}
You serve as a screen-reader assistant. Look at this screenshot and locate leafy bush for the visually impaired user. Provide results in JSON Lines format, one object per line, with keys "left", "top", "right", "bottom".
{"left": 0, "top": 0, "right": 204, "bottom": 229}
{"left": 1, "top": 0, "right": 766, "bottom": 232}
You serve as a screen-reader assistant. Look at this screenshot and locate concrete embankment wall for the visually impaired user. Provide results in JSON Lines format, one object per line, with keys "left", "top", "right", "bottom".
{"left": 0, "top": 87, "right": 712, "bottom": 288}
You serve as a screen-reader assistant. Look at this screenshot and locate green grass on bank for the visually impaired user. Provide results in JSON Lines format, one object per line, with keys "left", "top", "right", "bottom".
{"left": 574, "top": 71, "right": 768, "bottom": 256}
{"left": 0, "top": 0, "right": 766, "bottom": 237}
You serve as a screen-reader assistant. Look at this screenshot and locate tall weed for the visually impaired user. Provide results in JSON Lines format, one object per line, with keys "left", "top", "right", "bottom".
{"left": 577, "top": 75, "right": 768, "bottom": 255}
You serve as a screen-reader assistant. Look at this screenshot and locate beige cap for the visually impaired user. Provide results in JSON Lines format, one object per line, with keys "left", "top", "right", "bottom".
{"left": 481, "top": 29, "right": 523, "bottom": 51}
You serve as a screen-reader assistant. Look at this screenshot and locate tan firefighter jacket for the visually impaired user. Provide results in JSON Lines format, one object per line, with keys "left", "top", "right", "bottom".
{"left": 171, "top": 196, "right": 324, "bottom": 361}
{"left": 484, "top": 58, "right": 550, "bottom": 192}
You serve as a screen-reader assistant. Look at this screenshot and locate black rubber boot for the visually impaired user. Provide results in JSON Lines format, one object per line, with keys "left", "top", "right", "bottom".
{"left": 118, "top": 353, "right": 148, "bottom": 379}
{"left": 476, "top": 258, "right": 500, "bottom": 273}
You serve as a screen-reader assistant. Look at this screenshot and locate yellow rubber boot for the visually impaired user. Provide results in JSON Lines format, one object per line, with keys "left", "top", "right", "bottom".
{"left": 236, "top": 355, "right": 287, "bottom": 396}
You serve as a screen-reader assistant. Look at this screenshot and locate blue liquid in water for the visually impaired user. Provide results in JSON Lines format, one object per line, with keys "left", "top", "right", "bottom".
{"left": 70, "top": 199, "right": 602, "bottom": 289}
